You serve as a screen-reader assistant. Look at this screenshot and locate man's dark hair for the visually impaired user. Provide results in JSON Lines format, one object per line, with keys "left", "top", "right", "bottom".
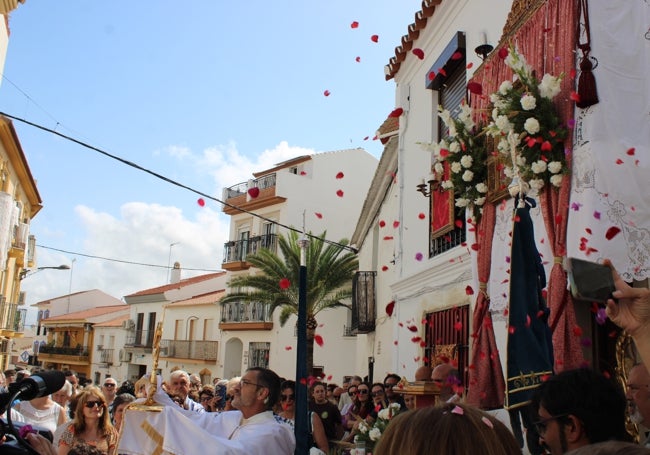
{"left": 117, "top": 380, "right": 135, "bottom": 396}
{"left": 532, "top": 368, "right": 631, "bottom": 444}
{"left": 247, "top": 367, "right": 281, "bottom": 410}
{"left": 383, "top": 373, "right": 401, "bottom": 385}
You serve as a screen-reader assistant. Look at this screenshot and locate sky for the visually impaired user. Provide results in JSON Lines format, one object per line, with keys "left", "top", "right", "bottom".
{"left": 0, "top": 1, "right": 422, "bottom": 324}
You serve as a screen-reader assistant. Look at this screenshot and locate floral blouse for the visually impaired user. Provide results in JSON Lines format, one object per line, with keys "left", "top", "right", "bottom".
{"left": 59, "top": 423, "right": 119, "bottom": 454}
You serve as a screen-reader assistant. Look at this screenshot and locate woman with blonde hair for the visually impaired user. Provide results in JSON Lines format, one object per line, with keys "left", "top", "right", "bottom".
{"left": 57, "top": 387, "right": 118, "bottom": 455}
{"left": 373, "top": 402, "right": 521, "bottom": 455}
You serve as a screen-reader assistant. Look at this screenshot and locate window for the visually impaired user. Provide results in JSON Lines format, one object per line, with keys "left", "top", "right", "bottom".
{"left": 426, "top": 32, "right": 468, "bottom": 257}
{"left": 423, "top": 305, "right": 470, "bottom": 388}
{"left": 249, "top": 342, "right": 270, "bottom": 368}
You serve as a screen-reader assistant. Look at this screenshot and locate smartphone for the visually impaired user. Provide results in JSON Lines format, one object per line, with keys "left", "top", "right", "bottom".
{"left": 565, "top": 257, "right": 616, "bottom": 304}
{"left": 216, "top": 383, "right": 227, "bottom": 409}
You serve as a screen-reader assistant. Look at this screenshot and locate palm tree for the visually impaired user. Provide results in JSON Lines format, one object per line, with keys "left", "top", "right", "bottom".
{"left": 220, "top": 230, "right": 358, "bottom": 375}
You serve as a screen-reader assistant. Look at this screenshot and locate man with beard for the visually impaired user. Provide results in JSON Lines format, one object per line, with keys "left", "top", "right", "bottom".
{"left": 627, "top": 363, "right": 650, "bottom": 447}
{"left": 532, "top": 368, "right": 631, "bottom": 455}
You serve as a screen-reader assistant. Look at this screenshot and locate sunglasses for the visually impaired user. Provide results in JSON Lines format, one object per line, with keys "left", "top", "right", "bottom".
{"left": 280, "top": 394, "right": 295, "bottom": 402}
{"left": 103, "top": 383, "right": 116, "bottom": 387}
{"left": 371, "top": 391, "right": 384, "bottom": 397}
{"left": 85, "top": 401, "right": 104, "bottom": 409}
{"left": 357, "top": 389, "right": 369, "bottom": 395}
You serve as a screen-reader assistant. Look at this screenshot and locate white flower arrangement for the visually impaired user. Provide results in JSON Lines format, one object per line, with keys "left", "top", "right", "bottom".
{"left": 354, "top": 402, "right": 402, "bottom": 452}
{"left": 426, "top": 103, "right": 488, "bottom": 217}
{"left": 486, "top": 46, "right": 568, "bottom": 189}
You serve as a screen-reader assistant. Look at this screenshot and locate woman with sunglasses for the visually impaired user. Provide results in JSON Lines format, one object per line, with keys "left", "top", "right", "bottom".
{"left": 57, "top": 387, "right": 118, "bottom": 455}
{"left": 277, "top": 380, "right": 329, "bottom": 454}
{"left": 342, "top": 383, "right": 374, "bottom": 442}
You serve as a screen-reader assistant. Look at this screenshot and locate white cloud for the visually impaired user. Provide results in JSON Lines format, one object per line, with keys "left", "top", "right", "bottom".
{"left": 22, "top": 141, "right": 314, "bottom": 325}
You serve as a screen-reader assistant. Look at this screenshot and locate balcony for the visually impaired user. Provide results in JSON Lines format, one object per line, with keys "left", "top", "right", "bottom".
{"left": 222, "top": 234, "right": 278, "bottom": 271}
{"left": 159, "top": 340, "right": 218, "bottom": 361}
{"left": 352, "top": 271, "right": 376, "bottom": 333}
{"left": 38, "top": 345, "right": 90, "bottom": 362}
{"left": 98, "top": 348, "right": 115, "bottom": 365}
{"left": 219, "top": 301, "right": 273, "bottom": 331}
{"left": 0, "top": 300, "right": 25, "bottom": 337}
{"left": 125, "top": 330, "right": 155, "bottom": 350}
{"left": 8, "top": 222, "right": 29, "bottom": 266}
{"left": 222, "top": 173, "right": 286, "bottom": 215}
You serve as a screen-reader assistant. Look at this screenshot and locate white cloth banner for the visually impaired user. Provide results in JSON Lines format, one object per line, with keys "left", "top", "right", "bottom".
{"left": 118, "top": 407, "right": 295, "bottom": 455}
{"left": 567, "top": 0, "right": 650, "bottom": 281}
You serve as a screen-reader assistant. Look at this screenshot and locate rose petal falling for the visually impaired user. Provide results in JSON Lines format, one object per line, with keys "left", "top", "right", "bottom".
{"left": 336, "top": 189, "right": 344, "bottom": 197}
{"left": 336, "top": 171, "right": 344, "bottom": 179}
{"left": 386, "top": 300, "right": 395, "bottom": 317}
{"left": 248, "top": 187, "right": 260, "bottom": 198}
{"left": 370, "top": 34, "right": 379, "bottom": 43}
{"left": 412, "top": 48, "right": 425, "bottom": 60}
{"left": 314, "top": 334, "right": 324, "bottom": 347}
{"left": 323, "top": 90, "right": 331, "bottom": 97}
{"left": 197, "top": 198, "right": 205, "bottom": 207}
{"left": 314, "top": 212, "right": 323, "bottom": 219}
{"left": 605, "top": 226, "right": 621, "bottom": 240}
{"left": 350, "top": 21, "right": 359, "bottom": 28}
{"left": 279, "top": 278, "right": 291, "bottom": 289}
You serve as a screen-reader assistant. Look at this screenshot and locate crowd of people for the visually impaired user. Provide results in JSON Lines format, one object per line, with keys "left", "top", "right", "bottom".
{"left": 1, "top": 261, "right": 650, "bottom": 454}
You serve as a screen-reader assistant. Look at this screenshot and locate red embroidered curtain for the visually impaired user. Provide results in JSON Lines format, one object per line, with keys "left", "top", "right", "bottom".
{"left": 468, "top": 0, "right": 582, "bottom": 404}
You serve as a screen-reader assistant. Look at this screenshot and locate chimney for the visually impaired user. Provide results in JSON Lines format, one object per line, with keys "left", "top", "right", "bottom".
{"left": 170, "top": 262, "right": 181, "bottom": 284}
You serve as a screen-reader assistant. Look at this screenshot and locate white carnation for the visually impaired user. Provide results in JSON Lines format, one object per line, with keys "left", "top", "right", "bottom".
{"left": 441, "top": 180, "right": 454, "bottom": 190}
{"left": 492, "top": 108, "right": 500, "bottom": 121}
{"left": 548, "top": 161, "right": 562, "bottom": 173}
{"left": 449, "top": 141, "right": 460, "bottom": 153}
{"left": 369, "top": 428, "right": 382, "bottom": 441}
{"left": 358, "top": 422, "right": 369, "bottom": 434}
{"left": 438, "top": 108, "right": 452, "bottom": 127}
{"left": 378, "top": 408, "right": 390, "bottom": 420}
{"left": 490, "top": 93, "right": 499, "bottom": 104}
{"left": 475, "top": 182, "right": 488, "bottom": 193}
{"left": 524, "top": 117, "right": 540, "bottom": 135}
{"left": 520, "top": 94, "right": 536, "bottom": 111}
{"left": 434, "top": 162, "right": 444, "bottom": 174}
{"left": 495, "top": 115, "right": 512, "bottom": 133}
{"left": 503, "top": 166, "right": 515, "bottom": 178}
{"left": 497, "top": 138, "right": 510, "bottom": 154}
{"left": 455, "top": 197, "right": 470, "bottom": 207}
{"left": 451, "top": 162, "right": 462, "bottom": 173}
{"left": 499, "top": 80, "right": 513, "bottom": 95}
{"left": 550, "top": 174, "right": 563, "bottom": 187}
{"left": 516, "top": 155, "right": 527, "bottom": 166}
{"left": 460, "top": 155, "right": 473, "bottom": 168}
{"left": 462, "top": 170, "right": 474, "bottom": 182}
{"left": 539, "top": 73, "right": 562, "bottom": 99}
{"left": 531, "top": 160, "right": 547, "bottom": 174}
{"left": 529, "top": 179, "right": 545, "bottom": 190}
{"left": 474, "top": 197, "right": 486, "bottom": 206}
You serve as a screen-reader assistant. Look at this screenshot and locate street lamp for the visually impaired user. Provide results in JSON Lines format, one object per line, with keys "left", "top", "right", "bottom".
{"left": 19, "top": 264, "right": 70, "bottom": 280}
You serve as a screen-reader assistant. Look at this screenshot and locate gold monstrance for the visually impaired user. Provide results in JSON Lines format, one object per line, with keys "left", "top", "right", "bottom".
{"left": 130, "top": 320, "right": 165, "bottom": 411}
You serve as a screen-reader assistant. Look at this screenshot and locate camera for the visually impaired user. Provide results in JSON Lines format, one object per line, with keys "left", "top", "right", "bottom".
{"left": 564, "top": 257, "right": 616, "bottom": 304}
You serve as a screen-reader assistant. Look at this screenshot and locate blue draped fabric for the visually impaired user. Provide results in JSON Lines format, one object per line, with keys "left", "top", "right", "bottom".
{"left": 505, "top": 197, "right": 554, "bottom": 409}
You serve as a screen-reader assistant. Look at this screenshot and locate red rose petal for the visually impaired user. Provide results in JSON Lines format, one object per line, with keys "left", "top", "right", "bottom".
{"left": 467, "top": 81, "right": 482, "bottom": 95}
{"left": 626, "top": 147, "right": 635, "bottom": 156}
{"left": 572, "top": 326, "right": 583, "bottom": 337}
{"left": 197, "top": 198, "right": 205, "bottom": 207}
{"left": 393, "top": 221, "right": 400, "bottom": 228}
{"left": 350, "top": 21, "right": 359, "bottom": 29}
{"left": 498, "top": 47, "right": 509, "bottom": 59}
{"left": 570, "top": 91, "right": 581, "bottom": 102}
{"left": 285, "top": 346, "right": 292, "bottom": 351}
{"left": 379, "top": 220, "right": 386, "bottom": 227}
{"left": 389, "top": 107, "right": 404, "bottom": 118}
{"left": 355, "top": 56, "right": 361, "bottom": 63}
{"left": 411, "top": 336, "right": 422, "bottom": 343}
{"left": 455, "top": 219, "right": 463, "bottom": 228}
{"left": 465, "top": 285, "right": 474, "bottom": 296}
{"left": 381, "top": 265, "right": 389, "bottom": 271}
{"left": 279, "top": 278, "right": 291, "bottom": 289}
{"left": 336, "top": 189, "right": 344, "bottom": 197}
{"left": 248, "top": 187, "right": 260, "bottom": 198}
{"left": 605, "top": 226, "right": 621, "bottom": 240}
{"left": 569, "top": 68, "right": 577, "bottom": 79}
{"left": 314, "top": 212, "right": 323, "bottom": 219}
{"left": 428, "top": 71, "right": 435, "bottom": 80}
{"left": 412, "top": 48, "right": 425, "bottom": 60}
{"left": 383, "top": 236, "right": 394, "bottom": 240}
{"left": 300, "top": 171, "right": 307, "bottom": 176}
{"left": 615, "top": 158, "right": 624, "bottom": 165}
{"left": 407, "top": 325, "right": 418, "bottom": 333}
{"left": 451, "top": 51, "right": 463, "bottom": 60}
{"left": 454, "top": 321, "right": 463, "bottom": 331}
{"left": 336, "top": 171, "right": 345, "bottom": 179}
{"left": 438, "top": 68, "right": 447, "bottom": 77}
{"left": 418, "top": 213, "right": 426, "bottom": 220}
{"left": 314, "top": 334, "right": 324, "bottom": 347}
{"left": 371, "top": 34, "right": 379, "bottom": 43}
{"left": 386, "top": 301, "right": 395, "bottom": 317}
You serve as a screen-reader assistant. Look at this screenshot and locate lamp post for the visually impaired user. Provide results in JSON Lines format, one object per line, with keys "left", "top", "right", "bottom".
{"left": 19, "top": 264, "right": 70, "bottom": 280}
{"left": 67, "top": 258, "right": 76, "bottom": 313}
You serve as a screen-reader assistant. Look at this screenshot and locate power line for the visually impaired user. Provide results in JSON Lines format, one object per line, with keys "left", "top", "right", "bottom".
{"left": 38, "top": 244, "right": 223, "bottom": 272}
{"left": 0, "top": 111, "right": 358, "bottom": 253}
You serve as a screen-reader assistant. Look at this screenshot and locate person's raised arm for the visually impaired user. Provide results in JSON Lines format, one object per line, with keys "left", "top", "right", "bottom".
{"left": 605, "top": 259, "right": 650, "bottom": 367}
